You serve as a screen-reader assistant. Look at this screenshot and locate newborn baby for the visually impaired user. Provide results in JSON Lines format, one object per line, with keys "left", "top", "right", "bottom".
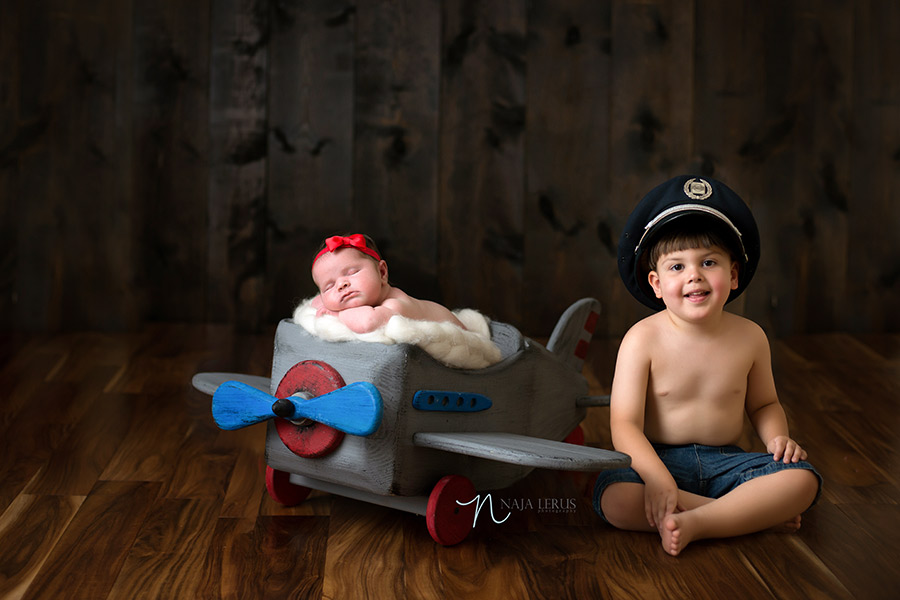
{"left": 310, "top": 234, "right": 467, "bottom": 334}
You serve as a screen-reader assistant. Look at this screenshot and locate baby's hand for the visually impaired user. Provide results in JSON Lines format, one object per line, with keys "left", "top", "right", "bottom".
{"left": 316, "top": 306, "right": 339, "bottom": 318}
{"left": 310, "top": 295, "right": 338, "bottom": 317}
{"left": 768, "top": 435, "right": 808, "bottom": 463}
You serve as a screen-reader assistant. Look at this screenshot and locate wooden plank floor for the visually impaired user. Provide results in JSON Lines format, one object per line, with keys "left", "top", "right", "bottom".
{"left": 0, "top": 325, "right": 897, "bottom": 599}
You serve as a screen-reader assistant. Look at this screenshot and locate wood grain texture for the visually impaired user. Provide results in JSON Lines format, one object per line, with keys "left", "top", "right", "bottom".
{"left": 205, "top": 515, "right": 329, "bottom": 599}
{"left": 44, "top": 0, "right": 137, "bottom": 332}
{"left": 0, "top": 0, "right": 17, "bottom": 328}
{"left": 132, "top": 0, "right": 211, "bottom": 323}
{"left": 3, "top": 1, "right": 54, "bottom": 332}
{"left": 98, "top": 390, "right": 190, "bottom": 484}
{"left": 322, "top": 499, "right": 407, "bottom": 599}
{"left": 106, "top": 498, "right": 222, "bottom": 600}
{"left": 207, "top": 0, "right": 270, "bottom": 331}
{"left": 805, "top": 501, "right": 900, "bottom": 599}
{"left": 353, "top": 0, "right": 443, "bottom": 303}
{"left": 0, "top": 494, "right": 85, "bottom": 599}
{"left": 1, "top": 326, "right": 898, "bottom": 598}
{"left": 3, "top": 1, "right": 900, "bottom": 337}
{"left": 0, "top": 0, "right": 137, "bottom": 331}
{"left": 23, "top": 386, "right": 131, "bottom": 496}
{"left": 847, "top": 0, "right": 900, "bottom": 334}
{"left": 524, "top": 0, "right": 613, "bottom": 336}
{"left": 438, "top": 0, "right": 528, "bottom": 324}
{"left": 21, "top": 480, "right": 161, "bottom": 600}
{"left": 265, "top": 0, "right": 356, "bottom": 321}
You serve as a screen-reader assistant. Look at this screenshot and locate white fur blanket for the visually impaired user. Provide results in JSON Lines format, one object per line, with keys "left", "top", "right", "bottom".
{"left": 292, "top": 298, "right": 503, "bottom": 369}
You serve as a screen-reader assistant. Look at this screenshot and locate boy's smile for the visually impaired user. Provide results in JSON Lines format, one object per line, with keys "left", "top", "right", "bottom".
{"left": 684, "top": 288, "right": 710, "bottom": 302}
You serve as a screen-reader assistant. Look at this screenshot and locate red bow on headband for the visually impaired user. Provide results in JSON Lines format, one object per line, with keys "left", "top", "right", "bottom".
{"left": 313, "top": 234, "right": 381, "bottom": 266}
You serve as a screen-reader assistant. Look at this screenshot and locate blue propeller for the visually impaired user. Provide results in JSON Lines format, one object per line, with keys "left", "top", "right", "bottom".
{"left": 212, "top": 380, "right": 383, "bottom": 436}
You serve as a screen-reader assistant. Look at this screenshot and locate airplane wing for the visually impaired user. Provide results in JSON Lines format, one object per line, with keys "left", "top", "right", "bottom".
{"left": 191, "top": 372, "right": 271, "bottom": 396}
{"left": 413, "top": 432, "right": 630, "bottom": 471}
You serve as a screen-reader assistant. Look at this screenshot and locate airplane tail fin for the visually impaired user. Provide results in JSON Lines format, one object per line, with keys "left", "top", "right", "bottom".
{"left": 546, "top": 298, "right": 601, "bottom": 372}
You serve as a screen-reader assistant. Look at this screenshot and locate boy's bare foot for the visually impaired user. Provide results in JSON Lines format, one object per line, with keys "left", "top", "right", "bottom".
{"left": 660, "top": 512, "right": 801, "bottom": 556}
{"left": 660, "top": 514, "right": 691, "bottom": 556}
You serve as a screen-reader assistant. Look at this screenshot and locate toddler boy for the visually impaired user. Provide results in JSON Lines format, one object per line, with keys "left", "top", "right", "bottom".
{"left": 594, "top": 176, "right": 822, "bottom": 556}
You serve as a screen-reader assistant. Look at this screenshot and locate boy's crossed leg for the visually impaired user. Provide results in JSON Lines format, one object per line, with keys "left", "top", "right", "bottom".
{"left": 601, "top": 469, "right": 819, "bottom": 556}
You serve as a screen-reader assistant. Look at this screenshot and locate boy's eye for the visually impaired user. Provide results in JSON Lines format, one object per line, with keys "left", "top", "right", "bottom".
{"left": 702, "top": 259, "right": 716, "bottom": 267}
{"left": 670, "top": 264, "right": 683, "bottom": 272}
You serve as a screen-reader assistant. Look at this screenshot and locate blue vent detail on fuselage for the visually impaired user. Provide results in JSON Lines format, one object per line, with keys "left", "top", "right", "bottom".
{"left": 412, "top": 390, "right": 492, "bottom": 412}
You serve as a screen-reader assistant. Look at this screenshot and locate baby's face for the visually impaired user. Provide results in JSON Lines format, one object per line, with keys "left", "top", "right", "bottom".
{"left": 312, "top": 248, "right": 388, "bottom": 311}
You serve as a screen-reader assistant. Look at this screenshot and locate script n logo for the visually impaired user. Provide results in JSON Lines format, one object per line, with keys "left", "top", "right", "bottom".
{"left": 457, "top": 493, "right": 511, "bottom": 528}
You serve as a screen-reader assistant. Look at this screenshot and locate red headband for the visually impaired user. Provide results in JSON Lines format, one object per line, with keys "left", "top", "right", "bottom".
{"left": 313, "top": 234, "right": 381, "bottom": 267}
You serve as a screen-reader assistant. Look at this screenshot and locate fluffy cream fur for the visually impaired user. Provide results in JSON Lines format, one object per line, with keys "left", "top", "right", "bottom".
{"left": 292, "top": 297, "right": 502, "bottom": 369}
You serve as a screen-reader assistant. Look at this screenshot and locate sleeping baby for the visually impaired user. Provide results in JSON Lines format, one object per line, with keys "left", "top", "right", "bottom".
{"left": 297, "top": 233, "right": 501, "bottom": 369}
{"left": 310, "top": 234, "right": 467, "bottom": 333}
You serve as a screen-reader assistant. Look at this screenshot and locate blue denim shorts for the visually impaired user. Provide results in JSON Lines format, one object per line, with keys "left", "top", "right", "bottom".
{"left": 592, "top": 443, "right": 823, "bottom": 522}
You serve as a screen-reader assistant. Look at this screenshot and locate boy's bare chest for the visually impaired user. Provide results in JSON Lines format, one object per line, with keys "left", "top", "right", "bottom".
{"left": 648, "top": 340, "right": 751, "bottom": 403}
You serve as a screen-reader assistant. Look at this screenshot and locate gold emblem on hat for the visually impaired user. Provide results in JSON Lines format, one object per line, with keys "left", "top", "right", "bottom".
{"left": 683, "top": 178, "right": 713, "bottom": 200}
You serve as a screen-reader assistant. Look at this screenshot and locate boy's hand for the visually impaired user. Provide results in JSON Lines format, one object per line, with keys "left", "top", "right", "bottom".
{"left": 645, "top": 477, "right": 679, "bottom": 528}
{"left": 767, "top": 435, "right": 808, "bottom": 463}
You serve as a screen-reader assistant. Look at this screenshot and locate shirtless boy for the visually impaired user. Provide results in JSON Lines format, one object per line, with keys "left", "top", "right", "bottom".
{"left": 594, "top": 176, "right": 822, "bottom": 556}
{"left": 310, "top": 234, "right": 467, "bottom": 334}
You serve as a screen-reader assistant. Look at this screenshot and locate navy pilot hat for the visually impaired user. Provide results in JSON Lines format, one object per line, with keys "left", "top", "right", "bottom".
{"left": 617, "top": 175, "right": 761, "bottom": 310}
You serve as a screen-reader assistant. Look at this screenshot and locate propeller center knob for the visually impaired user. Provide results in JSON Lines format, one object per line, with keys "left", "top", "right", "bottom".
{"left": 272, "top": 398, "right": 295, "bottom": 418}
{"left": 272, "top": 393, "right": 316, "bottom": 427}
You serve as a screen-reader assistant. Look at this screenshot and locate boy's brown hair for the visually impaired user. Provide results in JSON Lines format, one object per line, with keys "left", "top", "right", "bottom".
{"left": 645, "top": 221, "right": 738, "bottom": 273}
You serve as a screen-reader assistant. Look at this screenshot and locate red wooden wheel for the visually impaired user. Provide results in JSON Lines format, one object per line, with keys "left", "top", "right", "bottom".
{"left": 265, "top": 466, "right": 311, "bottom": 506}
{"left": 274, "top": 360, "right": 345, "bottom": 458}
{"left": 426, "top": 475, "right": 477, "bottom": 546}
{"left": 563, "top": 424, "right": 585, "bottom": 446}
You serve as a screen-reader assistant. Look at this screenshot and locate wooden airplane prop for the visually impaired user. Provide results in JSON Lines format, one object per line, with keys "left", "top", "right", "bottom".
{"left": 192, "top": 297, "right": 630, "bottom": 545}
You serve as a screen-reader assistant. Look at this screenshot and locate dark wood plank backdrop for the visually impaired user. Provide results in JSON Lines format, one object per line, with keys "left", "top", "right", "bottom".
{"left": 2, "top": 0, "right": 898, "bottom": 337}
